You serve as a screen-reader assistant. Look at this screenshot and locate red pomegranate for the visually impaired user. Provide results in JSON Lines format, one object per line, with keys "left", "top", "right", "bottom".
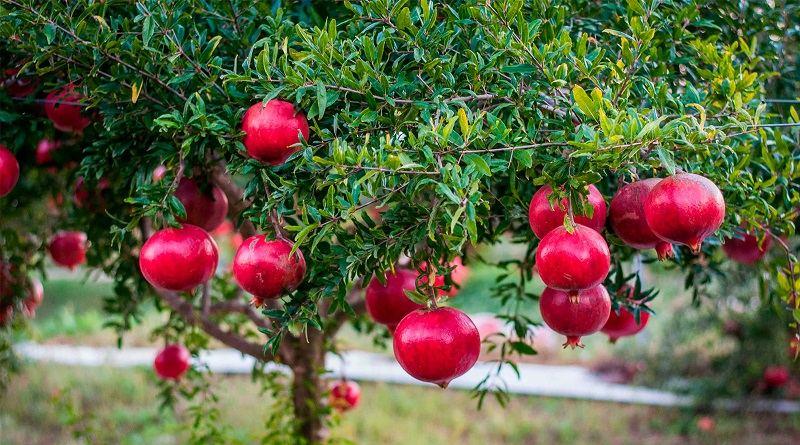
{"left": 35, "top": 138, "right": 61, "bottom": 165}
{"left": 601, "top": 306, "right": 650, "bottom": 343}
{"left": 393, "top": 306, "right": 480, "bottom": 388}
{"left": 722, "top": 231, "right": 772, "bottom": 264}
{"left": 140, "top": 225, "right": 219, "bottom": 291}
{"left": 763, "top": 366, "right": 790, "bottom": 388}
{"left": 329, "top": 380, "right": 361, "bottom": 412}
{"left": 696, "top": 416, "right": 716, "bottom": 433}
{"left": 154, "top": 344, "right": 191, "bottom": 380}
{"left": 528, "top": 184, "right": 607, "bottom": 238}
{"left": 21, "top": 278, "right": 44, "bottom": 318}
{"left": 609, "top": 179, "right": 674, "bottom": 260}
{"left": 539, "top": 285, "right": 611, "bottom": 348}
{"left": 73, "top": 177, "right": 111, "bottom": 209}
{"left": 535, "top": 224, "right": 610, "bottom": 296}
{"left": 241, "top": 100, "right": 309, "bottom": 165}
{"left": 44, "top": 86, "right": 91, "bottom": 134}
{"left": 0, "top": 303, "right": 12, "bottom": 327}
{"left": 174, "top": 178, "right": 229, "bottom": 232}
{"left": 2, "top": 68, "right": 38, "bottom": 98}
{"left": 232, "top": 236, "right": 306, "bottom": 305}
{"left": 365, "top": 268, "right": 424, "bottom": 326}
{"left": 644, "top": 173, "right": 725, "bottom": 253}
{"left": 0, "top": 144, "right": 20, "bottom": 197}
{"left": 48, "top": 231, "right": 88, "bottom": 269}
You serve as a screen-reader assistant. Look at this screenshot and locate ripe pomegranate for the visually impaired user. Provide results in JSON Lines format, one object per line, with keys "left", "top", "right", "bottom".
{"left": 329, "top": 380, "right": 361, "bottom": 412}
{"left": 528, "top": 184, "right": 607, "bottom": 238}
{"left": 35, "top": 138, "right": 61, "bottom": 165}
{"left": 722, "top": 231, "right": 772, "bottom": 264}
{"left": 0, "top": 144, "right": 20, "bottom": 197}
{"left": 601, "top": 306, "right": 650, "bottom": 343}
{"left": 539, "top": 285, "right": 611, "bottom": 348}
{"left": 241, "top": 100, "right": 309, "bottom": 165}
{"left": 644, "top": 173, "right": 725, "bottom": 253}
{"left": 73, "top": 177, "right": 111, "bottom": 209}
{"left": 174, "top": 178, "right": 229, "bottom": 232}
{"left": 44, "top": 86, "right": 91, "bottom": 134}
{"left": 609, "top": 179, "right": 673, "bottom": 260}
{"left": 365, "top": 269, "right": 423, "bottom": 326}
{"left": 535, "top": 224, "right": 610, "bottom": 296}
{"left": 140, "top": 225, "right": 219, "bottom": 291}
{"left": 154, "top": 344, "right": 191, "bottom": 380}
{"left": 393, "top": 306, "right": 480, "bottom": 388}
{"left": 21, "top": 279, "right": 44, "bottom": 318}
{"left": 48, "top": 231, "right": 88, "bottom": 269}
{"left": 696, "top": 416, "right": 716, "bottom": 432}
{"left": 232, "top": 236, "right": 306, "bottom": 305}
{"left": 2, "top": 68, "right": 38, "bottom": 98}
{"left": 763, "top": 366, "right": 790, "bottom": 388}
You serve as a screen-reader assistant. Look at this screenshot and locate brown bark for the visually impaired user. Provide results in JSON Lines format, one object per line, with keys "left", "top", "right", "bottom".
{"left": 285, "top": 328, "right": 328, "bottom": 444}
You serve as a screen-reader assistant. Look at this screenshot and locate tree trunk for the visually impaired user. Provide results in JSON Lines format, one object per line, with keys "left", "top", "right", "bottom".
{"left": 287, "top": 328, "right": 327, "bottom": 444}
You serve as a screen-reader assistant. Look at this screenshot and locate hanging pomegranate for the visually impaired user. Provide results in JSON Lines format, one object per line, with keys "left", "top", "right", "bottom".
{"left": 528, "top": 184, "right": 607, "bottom": 238}
{"left": 535, "top": 224, "right": 610, "bottom": 296}
{"left": 609, "top": 178, "right": 673, "bottom": 260}
{"left": 539, "top": 285, "right": 611, "bottom": 348}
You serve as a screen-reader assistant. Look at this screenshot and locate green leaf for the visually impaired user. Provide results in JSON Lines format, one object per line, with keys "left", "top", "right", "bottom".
{"left": 465, "top": 154, "right": 491, "bottom": 177}
{"left": 316, "top": 81, "right": 328, "bottom": 118}
{"left": 44, "top": 23, "right": 56, "bottom": 44}
{"left": 656, "top": 147, "right": 676, "bottom": 175}
{"left": 572, "top": 85, "right": 597, "bottom": 120}
{"left": 437, "top": 183, "right": 461, "bottom": 204}
{"left": 142, "top": 16, "right": 155, "bottom": 47}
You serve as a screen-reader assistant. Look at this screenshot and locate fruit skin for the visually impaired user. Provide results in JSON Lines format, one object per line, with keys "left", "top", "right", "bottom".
{"left": 763, "top": 366, "right": 790, "bottom": 388}
{"left": 174, "top": 178, "right": 229, "bottom": 232}
{"left": 539, "top": 285, "right": 611, "bottom": 348}
{"left": 241, "top": 100, "right": 309, "bottom": 165}
{"left": 21, "top": 279, "right": 44, "bottom": 318}
{"left": 365, "top": 269, "right": 423, "bottom": 326}
{"left": 48, "top": 231, "right": 88, "bottom": 269}
{"left": 2, "top": 68, "right": 39, "bottom": 97}
{"left": 601, "top": 306, "right": 650, "bottom": 343}
{"left": 722, "top": 232, "right": 772, "bottom": 264}
{"left": 0, "top": 144, "right": 20, "bottom": 197}
{"left": 528, "top": 184, "right": 607, "bottom": 238}
{"left": 232, "top": 236, "right": 306, "bottom": 305}
{"left": 535, "top": 224, "right": 611, "bottom": 295}
{"left": 609, "top": 179, "right": 673, "bottom": 260}
{"left": 644, "top": 173, "right": 725, "bottom": 253}
{"left": 154, "top": 344, "right": 191, "bottom": 380}
{"left": 35, "top": 138, "right": 61, "bottom": 165}
{"left": 392, "top": 307, "right": 480, "bottom": 388}
{"left": 139, "top": 225, "right": 219, "bottom": 291}
{"left": 329, "top": 380, "right": 361, "bottom": 412}
{"left": 44, "top": 86, "right": 91, "bottom": 133}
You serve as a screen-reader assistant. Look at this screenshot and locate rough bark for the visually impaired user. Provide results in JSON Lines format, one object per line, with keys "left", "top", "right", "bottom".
{"left": 285, "top": 329, "right": 328, "bottom": 444}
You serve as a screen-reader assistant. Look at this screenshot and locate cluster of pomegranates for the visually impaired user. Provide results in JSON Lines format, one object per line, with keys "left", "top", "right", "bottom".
{"left": 531, "top": 173, "right": 726, "bottom": 347}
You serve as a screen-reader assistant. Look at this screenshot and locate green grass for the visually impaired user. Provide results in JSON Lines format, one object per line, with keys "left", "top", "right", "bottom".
{"left": 0, "top": 364, "right": 797, "bottom": 445}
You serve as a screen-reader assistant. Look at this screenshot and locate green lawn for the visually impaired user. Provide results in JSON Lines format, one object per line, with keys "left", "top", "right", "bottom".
{"left": 0, "top": 364, "right": 798, "bottom": 445}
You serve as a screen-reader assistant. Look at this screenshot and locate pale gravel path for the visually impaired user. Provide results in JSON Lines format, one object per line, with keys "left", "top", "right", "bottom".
{"left": 14, "top": 342, "right": 799, "bottom": 413}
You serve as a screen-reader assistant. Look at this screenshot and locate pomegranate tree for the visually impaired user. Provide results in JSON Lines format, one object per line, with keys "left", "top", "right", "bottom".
{"left": 644, "top": 173, "right": 725, "bottom": 253}
{"left": 539, "top": 285, "right": 611, "bottom": 348}
{"left": 139, "top": 225, "right": 219, "bottom": 291}
{"left": 154, "top": 344, "right": 191, "bottom": 380}
{"left": 393, "top": 307, "right": 480, "bottom": 388}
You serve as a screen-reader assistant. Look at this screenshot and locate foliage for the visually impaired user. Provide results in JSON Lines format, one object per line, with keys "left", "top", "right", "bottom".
{"left": 0, "top": 0, "right": 799, "bottom": 442}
